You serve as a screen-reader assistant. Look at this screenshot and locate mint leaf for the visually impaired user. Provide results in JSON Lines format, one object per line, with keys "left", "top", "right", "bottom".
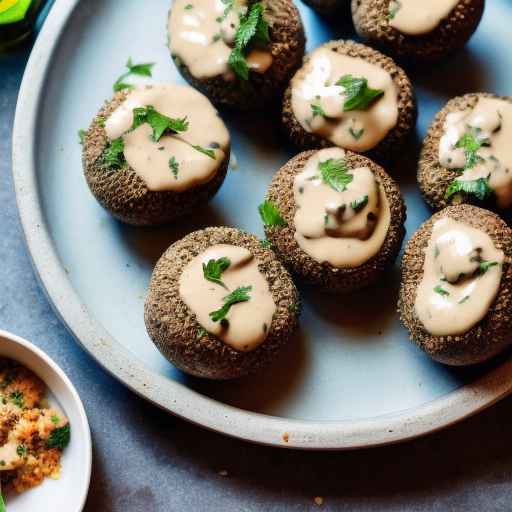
{"left": 434, "top": 285, "right": 449, "bottom": 297}
{"left": 209, "top": 286, "right": 252, "bottom": 322}
{"left": 131, "top": 106, "right": 188, "bottom": 142}
{"left": 350, "top": 195, "right": 369, "bottom": 212}
{"left": 445, "top": 177, "right": 493, "bottom": 202}
{"left": 114, "top": 58, "right": 155, "bottom": 92}
{"left": 46, "top": 424, "right": 71, "bottom": 450}
{"left": 203, "top": 257, "right": 231, "bottom": 288}
{"left": 102, "top": 137, "right": 126, "bottom": 170}
{"left": 336, "top": 75, "right": 384, "bottom": 112}
{"left": 258, "top": 200, "right": 287, "bottom": 227}
{"left": 319, "top": 158, "right": 353, "bottom": 192}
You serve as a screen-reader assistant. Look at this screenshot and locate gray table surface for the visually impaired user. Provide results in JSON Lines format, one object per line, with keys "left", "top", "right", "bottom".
{"left": 2, "top": 35, "right": 512, "bottom": 512}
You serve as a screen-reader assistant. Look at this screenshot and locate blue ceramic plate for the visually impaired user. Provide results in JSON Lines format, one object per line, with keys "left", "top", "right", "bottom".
{"left": 12, "top": 0, "right": 512, "bottom": 449}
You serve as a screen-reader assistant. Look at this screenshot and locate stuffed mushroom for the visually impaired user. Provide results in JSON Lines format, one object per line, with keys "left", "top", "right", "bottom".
{"left": 399, "top": 205, "right": 512, "bottom": 366}
{"left": 144, "top": 227, "right": 300, "bottom": 380}
{"left": 261, "top": 147, "right": 406, "bottom": 292}
{"left": 168, "top": 0, "right": 306, "bottom": 109}
{"left": 282, "top": 40, "right": 416, "bottom": 162}
{"left": 82, "top": 84, "right": 230, "bottom": 226}
{"left": 352, "top": 0, "right": 485, "bottom": 61}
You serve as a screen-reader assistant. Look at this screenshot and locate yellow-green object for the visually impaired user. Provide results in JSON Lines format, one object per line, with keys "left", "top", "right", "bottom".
{"left": 0, "top": 0, "right": 44, "bottom": 50}
{"left": 0, "top": 0, "right": 32, "bottom": 24}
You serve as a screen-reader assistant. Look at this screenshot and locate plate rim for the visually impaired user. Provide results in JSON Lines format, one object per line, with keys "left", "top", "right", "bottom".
{"left": 11, "top": 0, "right": 512, "bottom": 450}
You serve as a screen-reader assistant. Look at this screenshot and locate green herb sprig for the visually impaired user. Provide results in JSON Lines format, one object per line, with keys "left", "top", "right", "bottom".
{"left": 434, "top": 285, "right": 449, "bottom": 297}
{"left": 203, "top": 257, "right": 231, "bottom": 288}
{"left": 113, "top": 58, "right": 155, "bottom": 92}
{"left": 350, "top": 195, "right": 369, "bottom": 212}
{"left": 258, "top": 200, "right": 287, "bottom": 227}
{"left": 131, "top": 105, "right": 188, "bottom": 142}
{"left": 102, "top": 137, "right": 126, "bottom": 170}
{"left": 336, "top": 75, "right": 384, "bottom": 112}
{"left": 445, "top": 177, "right": 493, "bottom": 202}
{"left": 210, "top": 286, "right": 252, "bottom": 322}
{"left": 319, "top": 158, "right": 353, "bottom": 192}
{"left": 46, "top": 424, "right": 71, "bottom": 450}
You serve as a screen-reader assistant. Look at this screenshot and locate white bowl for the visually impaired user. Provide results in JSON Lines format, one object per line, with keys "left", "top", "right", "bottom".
{"left": 0, "top": 330, "right": 91, "bottom": 511}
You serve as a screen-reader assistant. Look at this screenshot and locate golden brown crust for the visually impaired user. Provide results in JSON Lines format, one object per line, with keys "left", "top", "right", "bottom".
{"left": 418, "top": 92, "right": 512, "bottom": 212}
{"left": 352, "top": 0, "right": 485, "bottom": 61}
{"left": 398, "top": 205, "right": 512, "bottom": 366}
{"left": 264, "top": 149, "right": 406, "bottom": 292}
{"left": 169, "top": 0, "right": 306, "bottom": 110}
{"left": 281, "top": 40, "right": 416, "bottom": 163}
{"left": 144, "top": 227, "right": 300, "bottom": 380}
{"left": 82, "top": 91, "right": 230, "bottom": 226}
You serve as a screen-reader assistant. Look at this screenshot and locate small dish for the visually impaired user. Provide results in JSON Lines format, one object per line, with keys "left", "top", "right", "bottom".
{"left": 0, "top": 330, "right": 91, "bottom": 512}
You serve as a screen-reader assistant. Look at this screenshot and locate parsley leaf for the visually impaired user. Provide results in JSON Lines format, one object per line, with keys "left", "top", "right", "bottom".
{"left": 209, "top": 286, "right": 252, "bottom": 322}
{"left": 349, "top": 127, "right": 365, "bottom": 140}
{"left": 0, "top": 492, "right": 5, "bottom": 512}
{"left": 434, "top": 285, "right": 449, "bottom": 297}
{"left": 113, "top": 58, "right": 155, "bottom": 92}
{"left": 192, "top": 145, "right": 216, "bottom": 159}
{"left": 258, "top": 200, "right": 287, "bottom": 227}
{"left": 185, "top": 3, "right": 194, "bottom": 9}
{"left": 455, "top": 129, "right": 490, "bottom": 170}
{"left": 131, "top": 106, "right": 188, "bottom": 142}
{"left": 203, "top": 257, "right": 231, "bottom": 288}
{"left": 78, "top": 129, "right": 87, "bottom": 145}
{"left": 197, "top": 327, "right": 208, "bottom": 338}
{"left": 445, "top": 177, "right": 493, "bottom": 202}
{"left": 311, "top": 103, "right": 326, "bottom": 118}
{"left": 16, "top": 444, "right": 27, "bottom": 457}
{"left": 169, "top": 157, "right": 179, "bottom": 179}
{"left": 228, "top": 2, "right": 269, "bottom": 80}
{"left": 459, "top": 295, "right": 470, "bottom": 304}
{"left": 260, "top": 238, "right": 273, "bottom": 249}
{"left": 46, "top": 424, "right": 71, "bottom": 450}
{"left": 336, "top": 75, "right": 384, "bottom": 112}
{"left": 102, "top": 137, "right": 126, "bottom": 170}
{"left": 387, "top": 0, "right": 402, "bottom": 20}
{"left": 479, "top": 260, "right": 499, "bottom": 273}
{"left": 350, "top": 195, "right": 369, "bottom": 212}
{"left": 10, "top": 391, "right": 24, "bottom": 408}
{"left": 319, "top": 158, "right": 353, "bottom": 192}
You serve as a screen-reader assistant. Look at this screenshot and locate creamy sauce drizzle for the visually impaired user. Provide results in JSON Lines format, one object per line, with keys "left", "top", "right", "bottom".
{"left": 169, "top": 0, "right": 273, "bottom": 80}
{"left": 389, "top": 0, "right": 459, "bottom": 36}
{"left": 415, "top": 217, "right": 504, "bottom": 336}
{"left": 105, "top": 84, "right": 230, "bottom": 192}
{"left": 179, "top": 244, "right": 276, "bottom": 352}
{"left": 290, "top": 48, "right": 398, "bottom": 152}
{"left": 439, "top": 97, "right": 512, "bottom": 208}
{"left": 293, "top": 148, "right": 391, "bottom": 267}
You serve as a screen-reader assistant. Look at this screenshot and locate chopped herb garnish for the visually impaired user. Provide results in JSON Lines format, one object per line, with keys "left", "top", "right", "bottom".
{"left": 288, "top": 303, "right": 300, "bottom": 314}
{"left": 169, "top": 156, "right": 179, "bottom": 179}
{"left": 311, "top": 103, "right": 326, "bottom": 118}
{"left": 319, "top": 158, "right": 353, "bottom": 192}
{"left": 203, "top": 257, "right": 231, "bottom": 288}
{"left": 191, "top": 145, "right": 216, "bottom": 159}
{"left": 260, "top": 238, "right": 273, "bottom": 249}
{"left": 131, "top": 105, "right": 188, "bottom": 142}
{"left": 349, "top": 127, "right": 365, "bottom": 140}
{"left": 185, "top": 3, "right": 194, "bottom": 9}
{"left": 387, "top": 0, "right": 402, "bottom": 20}
{"left": 10, "top": 391, "right": 24, "bottom": 409}
{"left": 258, "top": 200, "right": 287, "bottom": 227}
{"left": 16, "top": 444, "right": 27, "bottom": 457}
{"left": 445, "top": 177, "right": 493, "bottom": 202}
{"left": 46, "top": 424, "right": 71, "bottom": 450}
{"left": 459, "top": 295, "right": 470, "bottom": 304}
{"left": 102, "top": 137, "right": 126, "bottom": 170}
{"left": 336, "top": 75, "right": 384, "bottom": 112}
{"left": 0, "top": 492, "right": 5, "bottom": 512}
{"left": 97, "top": 115, "right": 106, "bottom": 128}
{"left": 350, "top": 195, "right": 369, "bottom": 212}
{"left": 51, "top": 415, "right": 60, "bottom": 425}
{"left": 434, "top": 285, "right": 450, "bottom": 297}
{"left": 78, "top": 129, "right": 87, "bottom": 145}
{"left": 455, "top": 129, "right": 490, "bottom": 170}
{"left": 228, "top": 2, "right": 269, "bottom": 80}
{"left": 209, "top": 286, "right": 252, "bottom": 322}
{"left": 197, "top": 327, "right": 208, "bottom": 338}
{"left": 113, "top": 57, "right": 155, "bottom": 92}
{"left": 219, "top": 0, "right": 234, "bottom": 21}
{"left": 479, "top": 260, "right": 499, "bottom": 273}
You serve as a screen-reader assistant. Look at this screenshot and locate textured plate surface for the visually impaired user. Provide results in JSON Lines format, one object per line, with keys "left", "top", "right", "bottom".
{"left": 12, "top": 0, "right": 512, "bottom": 448}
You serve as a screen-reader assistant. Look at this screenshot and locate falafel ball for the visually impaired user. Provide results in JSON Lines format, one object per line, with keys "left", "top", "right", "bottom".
{"left": 282, "top": 40, "right": 416, "bottom": 163}
{"left": 262, "top": 147, "right": 406, "bottom": 293}
{"left": 82, "top": 84, "right": 230, "bottom": 226}
{"left": 168, "top": 0, "right": 306, "bottom": 110}
{"left": 144, "top": 227, "right": 301, "bottom": 380}
{"left": 399, "top": 205, "right": 512, "bottom": 366}
{"left": 352, "top": 0, "right": 485, "bottom": 61}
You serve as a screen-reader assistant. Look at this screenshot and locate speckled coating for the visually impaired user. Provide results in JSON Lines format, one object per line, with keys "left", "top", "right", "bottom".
{"left": 168, "top": 0, "right": 306, "bottom": 110}
{"left": 282, "top": 40, "right": 416, "bottom": 163}
{"left": 418, "top": 93, "right": 511, "bottom": 213}
{"left": 82, "top": 90, "right": 230, "bottom": 226}
{"left": 263, "top": 149, "right": 406, "bottom": 293}
{"left": 144, "top": 227, "right": 300, "bottom": 380}
{"left": 399, "top": 205, "right": 512, "bottom": 366}
{"left": 352, "top": 0, "right": 485, "bottom": 61}
{"left": 302, "top": 0, "right": 350, "bottom": 16}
